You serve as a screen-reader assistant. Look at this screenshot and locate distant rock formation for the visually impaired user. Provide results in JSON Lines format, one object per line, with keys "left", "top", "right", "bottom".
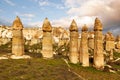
{"left": 69, "top": 20, "right": 79, "bottom": 64}
{"left": 80, "top": 24, "right": 89, "bottom": 67}
{"left": 41, "top": 18, "right": 53, "bottom": 58}
{"left": 94, "top": 18, "right": 104, "bottom": 70}
{"left": 12, "top": 16, "right": 24, "bottom": 56}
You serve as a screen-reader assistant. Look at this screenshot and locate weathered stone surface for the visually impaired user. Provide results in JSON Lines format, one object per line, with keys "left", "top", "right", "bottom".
{"left": 105, "top": 32, "right": 115, "bottom": 51}
{"left": 116, "top": 35, "right": 120, "bottom": 52}
{"left": 69, "top": 20, "right": 79, "bottom": 64}
{"left": 94, "top": 18, "right": 104, "bottom": 69}
{"left": 109, "top": 49, "right": 114, "bottom": 60}
{"left": 42, "top": 18, "right": 53, "bottom": 58}
{"left": 10, "top": 55, "right": 31, "bottom": 59}
{"left": 12, "top": 16, "right": 23, "bottom": 30}
{"left": 88, "top": 31, "right": 94, "bottom": 49}
{"left": 94, "top": 18, "right": 103, "bottom": 31}
{"left": 105, "top": 32, "right": 115, "bottom": 60}
{"left": 42, "top": 18, "right": 52, "bottom": 32}
{"left": 69, "top": 20, "right": 78, "bottom": 31}
{"left": 12, "top": 16, "right": 24, "bottom": 56}
{"left": 80, "top": 24, "right": 89, "bottom": 67}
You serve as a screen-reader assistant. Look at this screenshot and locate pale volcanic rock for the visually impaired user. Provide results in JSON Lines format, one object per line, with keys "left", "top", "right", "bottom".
{"left": 69, "top": 20, "right": 79, "bottom": 64}
{"left": 12, "top": 16, "right": 24, "bottom": 56}
{"left": 10, "top": 55, "right": 31, "bottom": 59}
{"left": 41, "top": 18, "right": 53, "bottom": 58}
{"left": 116, "top": 35, "right": 120, "bottom": 52}
{"left": 88, "top": 31, "right": 94, "bottom": 49}
{"left": 80, "top": 24, "right": 89, "bottom": 67}
{"left": 94, "top": 18, "right": 104, "bottom": 70}
{"left": 42, "top": 18, "right": 52, "bottom": 32}
{"left": 105, "top": 32, "right": 115, "bottom": 60}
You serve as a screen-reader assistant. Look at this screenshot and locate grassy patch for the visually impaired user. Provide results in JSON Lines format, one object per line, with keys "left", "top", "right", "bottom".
{"left": 0, "top": 42, "right": 120, "bottom": 80}
{"left": 114, "top": 52, "right": 120, "bottom": 58}
{"left": 0, "top": 42, "right": 12, "bottom": 56}
{"left": 0, "top": 58, "right": 80, "bottom": 80}
{"left": 69, "top": 63, "right": 120, "bottom": 80}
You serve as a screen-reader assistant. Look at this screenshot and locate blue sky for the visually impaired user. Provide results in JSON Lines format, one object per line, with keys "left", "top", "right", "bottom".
{"left": 0, "top": 0, "right": 68, "bottom": 26}
{"left": 0, "top": 0, "right": 120, "bottom": 35}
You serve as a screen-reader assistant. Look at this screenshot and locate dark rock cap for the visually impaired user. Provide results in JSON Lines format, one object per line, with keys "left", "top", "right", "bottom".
{"left": 42, "top": 18, "right": 52, "bottom": 32}
{"left": 94, "top": 18, "right": 103, "bottom": 31}
{"left": 12, "top": 16, "right": 23, "bottom": 29}
{"left": 69, "top": 19, "right": 78, "bottom": 32}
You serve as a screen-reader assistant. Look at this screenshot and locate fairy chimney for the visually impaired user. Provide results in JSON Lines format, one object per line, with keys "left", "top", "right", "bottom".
{"left": 80, "top": 24, "right": 89, "bottom": 67}
{"left": 88, "top": 31, "right": 94, "bottom": 49}
{"left": 116, "top": 35, "right": 120, "bottom": 49}
{"left": 105, "top": 32, "right": 115, "bottom": 60}
{"left": 12, "top": 16, "right": 24, "bottom": 56}
{"left": 94, "top": 18, "right": 104, "bottom": 70}
{"left": 42, "top": 18, "right": 53, "bottom": 58}
{"left": 69, "top": 20, "right": 79, "bottom": 64}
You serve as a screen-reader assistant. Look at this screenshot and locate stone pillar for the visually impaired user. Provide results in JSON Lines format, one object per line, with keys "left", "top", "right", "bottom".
{"left": 42, "top": 18, "right": 53, "bottom": 58}
{"left": 80, "top": 24, "right": 89, "bottom": 67}
{"left": 69, "top": 20, "right": 79, "bottom": 64}
{"left": 105, "top": 32, "right": 115, "bottom": 60}
{"left": 12, "top": 16, "right": 24, "bottom": 56}
{"left": 88, "top": 31, "right": 94, "bottom": 50}
{"left": 94, "top": 18, "right": 104, "bottom": 70}
{"left": 116, "top": 35, "right": 120, "bottom": 52}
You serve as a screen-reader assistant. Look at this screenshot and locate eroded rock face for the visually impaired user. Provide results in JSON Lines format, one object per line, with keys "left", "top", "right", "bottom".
{"left": 41, "top": 18, "right": 53, "bottom": 58}
{"left": 88, "top": 31, "right": 94, "bottom": 50}
{"left": 116, "top": 35, "right": 120, "bottom": 52}
{"left": 12, "top": 16, "right": 24, "bottom": 56}
{"left": 105, "top": 32, "right": 115, "bottom": 60}
{"left": 69, "top": 20, "right": 79, "bottom": 64}
{"left": 105, "top": 32, "right": 115, "bottom": 51}
{"left": 94, "top": 18, "right": 104, "bottom": 70}
{"left": 42, "top": 18, "right": 52, "bottom": 32}
{"left": 80, "top": 24, "right": 89, "bottom": 67}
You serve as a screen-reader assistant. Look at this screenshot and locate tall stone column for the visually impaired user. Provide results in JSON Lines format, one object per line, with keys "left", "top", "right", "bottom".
{"left": 94, "top": 18, "right": 104, "bottom": 70}
{"left": 12, "top": 16, "right": 24, "bottom": 56}
{"left": 116, "top": 35, "right": 120, "bottom": 53}
{"left": 42, "top": 18, "right": 53, "bottom": 58}
{"left": 69, "top": 20, "right": 79, "bottom": 64}
{"left": 105, "top": 32, "right": 115, "bottom": 60}
{"left": 88, "top": 31, "right": 94, "bottom": 50}
{"left": 80, "top": 24, "right": 89, "bottom": 67}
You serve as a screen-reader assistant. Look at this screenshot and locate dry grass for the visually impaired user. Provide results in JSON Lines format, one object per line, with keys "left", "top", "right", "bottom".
{"left": 0, "top": 42, "right": 120, "bottom": 80}
{"left": 0, "top": 58, "right": 81, "bottom": 80}
{"left": 69, "top": 63, "right": 120, "bottom": 80}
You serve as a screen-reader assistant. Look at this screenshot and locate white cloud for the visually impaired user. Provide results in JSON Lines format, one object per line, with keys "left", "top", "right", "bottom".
{"left": 64, "top": 0, "right": 120, "bottom": 31}
{"left": 22, "top": 6, "right": 26, "bottom": 9}
{"left": 64, "top": 0, "right": 120, "bottom": 21}
{"left": 21, "top": 14, "right": 35, "bottom": 18}
{"left": 27, "top": 21, "right": 42, "bottom": 27}
{"left": 38, "top": 0, "right": 49, "bottom": 6}
{"left": 4, "top": 0, "right": 15, "bottom": 6}
{"left": 0, "top": 9, "right": 3, "bottom": 12}
{"left": 33, "top": 0, "right": 65, "bottom": 9}
{"left": 51, "top": 16, "right": 95, "bottom": 28}
{"left": 15, "top": 12, "right": 35, "bottom": 18}
{"left": 14, "top": 12, "right": 35, "bottom": 24}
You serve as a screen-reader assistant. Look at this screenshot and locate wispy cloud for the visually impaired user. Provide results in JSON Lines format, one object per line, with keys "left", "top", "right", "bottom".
{"left": 14, "top": 12, "right": 35, "bottom": 23}
{"left": 33, "top": 0, "right": 65, "bottom": 9}
{"left": 21, "top": 6, "right": 26, "bottom": 9}
{"left": 27, "top": 21, "right": 42, "bottom": 27}
{"left": 15, "top": 12, "right": 35, "bottom": 18}
{"left": 21, "top": 14, "right": 35, "bottom": 18}
{"left": 38, "top": 0, "right": 49, "bottom": 6}
{"left": 63, "top": 0, "right": 120, "bottom": 35}
{"left": 0, "top": 9, "right": 3, "bottom": 12}
{"left": 4, "top": 0, "right": 15, "bottom": 6}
